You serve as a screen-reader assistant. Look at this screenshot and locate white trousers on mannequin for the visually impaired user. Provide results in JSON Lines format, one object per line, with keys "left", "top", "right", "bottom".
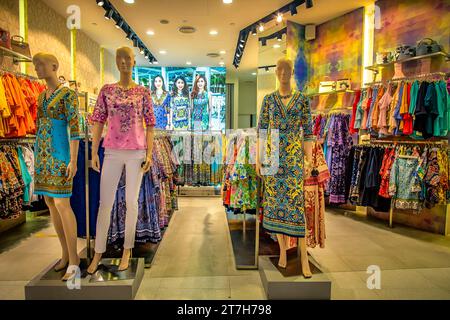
{"left": 94, "top": 149, "right": 146, "bottom": 253}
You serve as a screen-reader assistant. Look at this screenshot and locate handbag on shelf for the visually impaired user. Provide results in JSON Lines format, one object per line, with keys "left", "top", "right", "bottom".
{"left": 336, "top": 78, "right": 351, "bottom": 91}
{"left": 395, "top": 45, "right": 416, "bottom": 61}
{"left": 416, "top": 38, "right": 444, "bottom": 56}
{"left": 0, "top": 27, "right": 11, "bottom": 49}
{"left": 10, "top": 35, "right": 31, "bottom": 58}
{"left": 376, "top": 51, "right": 394, "bottom": 64}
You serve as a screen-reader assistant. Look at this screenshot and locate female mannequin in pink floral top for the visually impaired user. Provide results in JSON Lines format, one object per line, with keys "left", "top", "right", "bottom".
{"left": 87, "top": 47, "right": 155, "bottom": 274}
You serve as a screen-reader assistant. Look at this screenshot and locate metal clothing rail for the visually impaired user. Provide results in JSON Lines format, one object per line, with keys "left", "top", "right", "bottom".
{"left": 364, "top": 71, "right": 448, "bottom": 87}
{"left": 0, "top": 67, "right": 39, "bottom": 80}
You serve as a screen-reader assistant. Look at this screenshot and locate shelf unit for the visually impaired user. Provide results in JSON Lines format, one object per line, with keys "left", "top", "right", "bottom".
{"left": 307, "top": 89, "right": 355, "bottom": 98}
{"left": 365, "top": 51, "right": 449, "bottom": 72}
{"left": 0, "top": 46, "right": 32, "bottom": 64}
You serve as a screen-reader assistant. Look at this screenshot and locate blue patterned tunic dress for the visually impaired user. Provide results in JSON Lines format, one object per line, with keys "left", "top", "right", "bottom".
{"left": 151, "top": 92, "right": 170, "bottom": 130}
{"left": 34, "top": 87, "right": 81, "bottom": 198}
{"left": 170, "top": 93, "right": 190, "bottom": 130}
{"left": 192, "top": 91, "right": 210, "bottom": 131}
{"left": 257, "top": 90, "right": 314, "bottom": 237}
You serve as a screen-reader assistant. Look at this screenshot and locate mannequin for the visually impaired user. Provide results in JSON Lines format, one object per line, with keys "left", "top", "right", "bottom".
{"left": 87, "top": 47, "right": 155, "bottom": 274}
{"left": 32, "top": 53, "right": 81, "bottom": 281}
{"left": 151, "top": 75, "right": 171, "bottom": 130}
{"left": 170, "top": 76, "right": 191, "bottom": 130}
{"left": 256, "top": 57, "right": 313, "bottom": 278}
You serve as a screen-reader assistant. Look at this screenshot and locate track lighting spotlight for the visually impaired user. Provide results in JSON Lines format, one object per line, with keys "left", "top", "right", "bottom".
{"left": 251, "top": 26, "right": 257, "bottom": 36}
{"left": 104, "top": 8, "right": 113, "bottom": 20}
{"left": 290, "top": 4, "right": 298, "bottom": 16}
{"left": 277, "top": 33, "right": 282, "bottom": 41}
{"left": 261, "top": 38, "right": 267, "bottom": 46}
{"left": 96, "top": 0, "right": 105, "bottom": 7}
{"left": 259, "top": 24, "right": 264, "bottom": 32}
{"left": 306, "top": 0, "right": 313, "bottom": 9}
{"left": 115, "top": 19, "right": 124, "bottom": 29}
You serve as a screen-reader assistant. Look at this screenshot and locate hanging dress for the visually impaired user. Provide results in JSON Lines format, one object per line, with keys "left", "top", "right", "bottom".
{"left": 258, "top": 90, "right": 314, "bottom": 238}
{"left": 34, "top": 87, "right": 81, "bottom": 198}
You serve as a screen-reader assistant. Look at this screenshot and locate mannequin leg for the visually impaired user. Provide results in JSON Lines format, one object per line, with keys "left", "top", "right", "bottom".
{"left": 53, "top": 198, "right": 80, "bottom": 280}
{"left": 299, "top": 238, "right": 312, "bottom": 278}
{"left": 276, "top": 234, "right": 288, "bottom": 268}
{"left": 87, "top": 153, "right": 124, "bottom": 274}
{"left": 44, "top": 196, "right": 68, "bottom": 270}
{"left": 119, "top": 155, "right": 145, "bottom": 271}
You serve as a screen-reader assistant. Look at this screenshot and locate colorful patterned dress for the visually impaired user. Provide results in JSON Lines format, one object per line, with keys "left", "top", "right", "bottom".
{"left": 34, "top": 87, "right": 81, "bottom": 197}
{"left": 170, "top": 93, "right": 190, "bottom": 130}
{"left": 151, "top": 91, "right": 170, "bottom": 130}
{"left": 257, "top": 90, "right": 314, "bottom": 237}
{"left": 192, "top": 91, "right": 210, "bottom": 131}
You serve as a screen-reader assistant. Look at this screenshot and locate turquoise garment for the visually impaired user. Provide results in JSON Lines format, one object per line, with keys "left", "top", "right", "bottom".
{"left": 388, "top": 157, "right": 422, "bottom": 210}
{"left": 35, "top": 87, "right": 81, "bottom": 198}
{"left": 192, "top": 91, "right": 210, "bottom": 131}
{"left": 170, "top": 93, "right": 190, "bottom": 130}
{"left": 436, "top": 80, "right": 449, "bottom": 136}
{"left": 409, "top": 81, "right": 420, "bottom": 115}
{"left": 354, "top": 90, "right": 365, "bottom": 129}
{"left": 17, "top": 147, "right": 32, "bottom": 203}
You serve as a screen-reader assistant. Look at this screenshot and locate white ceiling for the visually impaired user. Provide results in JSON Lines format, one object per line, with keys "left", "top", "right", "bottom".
{"left": 41, "top": 0, "right": 374, "bottom": 79}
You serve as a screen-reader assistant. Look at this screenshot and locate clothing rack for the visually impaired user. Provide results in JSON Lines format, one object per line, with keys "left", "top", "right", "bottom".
{"left": 364, "top": 71, "right": 448, "bottom": 87}
{"left": 368, "top": 139, "right": 448, "bottom": 146}
{"left": 0, "top": 67, "right": 39, "bottom": 80}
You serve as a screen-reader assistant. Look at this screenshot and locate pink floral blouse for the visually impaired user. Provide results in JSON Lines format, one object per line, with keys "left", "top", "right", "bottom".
{"left": 91, "top": 84, "right": 156, "bottom": 150}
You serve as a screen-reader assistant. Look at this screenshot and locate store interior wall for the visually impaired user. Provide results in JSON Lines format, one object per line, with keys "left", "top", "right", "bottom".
{"left": 0, "top": 0, "right": 119, "bottom": 94}
{"left": 237, "top": 79, "right": 257, "bottom": 128}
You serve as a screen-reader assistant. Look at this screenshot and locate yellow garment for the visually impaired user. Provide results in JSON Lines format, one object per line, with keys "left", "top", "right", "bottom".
{"left": 0, "top": 80, "right": 12, "bottom": 137}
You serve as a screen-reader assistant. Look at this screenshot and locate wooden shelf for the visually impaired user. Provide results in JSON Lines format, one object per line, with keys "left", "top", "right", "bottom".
{"left": 307, "top": 89, "right": 355, "bottom": 98}
{"left": 366, "top": 51, "right": 449, "bottom": 72}
{"left": 0, "top": 46, "right": 32, "bottom": 64}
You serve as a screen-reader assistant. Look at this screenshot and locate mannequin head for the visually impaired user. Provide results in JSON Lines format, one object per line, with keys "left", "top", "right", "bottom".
{"left": 275, "top": 58, "right": 294, "bottom": 87}
{"left": 116, "top": 46, "right": 135, "bottom": 74}
{"left": 191, "top": 75, "right": 208, "bottom": 98}
{"left": 33, "top": 52, "right": 59, "bottom": 80}
{"left": 151, "top": 75, "right": 166, "bottom": 93}
{"left": 172, "top": 76, "right": 189, "bottom": 97}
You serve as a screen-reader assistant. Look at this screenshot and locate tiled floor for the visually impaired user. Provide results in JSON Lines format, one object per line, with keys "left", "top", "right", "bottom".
{"left": 0, "top": 198, "right": 450, "bottom": 300}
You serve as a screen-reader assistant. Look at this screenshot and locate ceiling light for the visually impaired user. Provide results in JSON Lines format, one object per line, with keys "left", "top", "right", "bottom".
{"left": 306, "top": 0, "right": 314, "bottom": 9}
{"left": 290, "top": 4, "right": 298, "bottom": 16}
{"left": 124, "top": 0, "right": 135, "bottom": 4}
{"left": 140, "top": 48, "right": 145, "bottom": 54}
{"left": 104, "top": 9, "right": 113, "bottom": 20}
{"left": 251, "top": 26, "right": 257, "bottom": 36}
{"left": 159, "top": 50, "right": 167, "bottom": 55}
{"left": 239, "top": 43, "right": 244, "bottom": 48}
{"left": 96, "top": 0, "right": 105, "bottom": 6}
{"left": 186, "top": 61, "right": 192, "bottom": 65}
{"left": 209, "top": 30, "right": 218, "bottom": 36}
{"left": 219, "top": 61, "right": 225, "bottom": 65}
{"left": 252, "top": 72, "right": 257, "bottom": 76}
{"left": 276, "top": 13, "right": 283, "bottom": 23}
{"left": 146, "top": 30, "right": 155, "bottom": 36}
{"left": 273, "top": 44, "right": 280, "bottom": 49}
{"left": 126, "top": 30, "right": 133, "bottom": 40}
{"left": 261, "top": 39, "right": 267, "bottom": 46}
{"left": 153, "top": 61, "right": 159, "bottom": 65}
{"left": 265, "top": 67, "right": 270, "bottom": 72}
{"left": 258, "top": 24, "right": 264, "bottom": 32}
{"left": 219, "top": 50, "right": 226, "bottom": 55}
{"left": 277, "top": 34, "right": 283, "bottom": 41}
{"left": 223, "top": 0, "right": 233, "bottom": 4}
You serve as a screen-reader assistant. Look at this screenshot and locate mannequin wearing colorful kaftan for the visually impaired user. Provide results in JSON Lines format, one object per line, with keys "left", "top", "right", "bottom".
{"left": 34, "top": 86, "right": 81, "bottom": 197}
{"left": 258, "top": 90, "right": 314, "bottom": 238}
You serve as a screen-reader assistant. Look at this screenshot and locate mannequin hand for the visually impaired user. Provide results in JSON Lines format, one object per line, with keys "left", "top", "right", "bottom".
{"left": 66, "top": 161, "right": 77, "bottom": 180}
{"left": 92, "top": 154, "right": 101, "bottom": 173}
{"left": 142, "top": 156, "right": 153, "bottom": 173}
{"left": 256, "top": 163, "right": 262, "bottom": 177}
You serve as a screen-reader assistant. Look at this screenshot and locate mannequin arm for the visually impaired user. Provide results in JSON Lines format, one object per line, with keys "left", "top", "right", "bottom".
{"left": 66, "top": 140, "right": 80, "bottom": 179}
{"left": 91, "top": 122, "right": 104, "bottom": 172}
{"left": 142, "top": 126, "right": 154, "bottom": 173}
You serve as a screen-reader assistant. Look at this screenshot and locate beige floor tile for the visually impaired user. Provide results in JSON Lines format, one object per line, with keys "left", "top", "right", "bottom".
{"left": 331, "top": 288, "right": 380, "bottom": 300}
{"left": 0, "top": 252, "right": 58, "bottom": 281}
{"left": 339, "top": 255, "right": 409, "bottom": 272}
{"left": 415, "top": 268, "right": 450, "bottom": 292}
{"left": 379, "top": 269, "right": 444, "bottom": 289}
{"left": 326, "top": 272, "right": 370, "bottom": 289}
{"left": 376, "top": 288, "right": 450, "bottom": 300}
{"left": 310, "top": 254, "right": 353, "bottom": 273}
{"left": 155, "top": 288, "right": 231, "bottom": 300}
{"left": 0, "top": 283, "right": 25, "bottom": 300}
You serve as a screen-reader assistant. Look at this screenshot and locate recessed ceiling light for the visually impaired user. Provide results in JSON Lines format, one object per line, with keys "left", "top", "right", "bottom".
{"left": 146, "top": 30, "right": 155, "bottom": 36}
{"left": 223, "top": 0, "right": 233, "bottom": 4}
{"left": 159, "top": 50, "right": 167, "bottom": 54}
{"left": 96, "top": 0, "right": 104, "bottom": 7}
{"left": 252, "top": 72, "right": 257, "bottom": 76}
{"left": 276, "top": 13, "right": 283, "bottom": 23}
{"left": 124, "top": 0, "right": 135, "bottom": 4}
{"left": 219, "top": 61, "right": 225, "bottom": 65}
{"left": 186, "top": 61, "right": 192, "bottom": 65}
{"left": 273, "top": 44, "right": 281, "bottom": 49}
{"left": 160, "top": 19, "right": 170, "bottom": 24}
{"left": 153, "top": 61, "right": 159, "bottom": 65}
{"left": 209, "top": 30, "right": 218, "bottom": 36}
{"left": 220, "top": 50, "right": 226, "bottom": 55}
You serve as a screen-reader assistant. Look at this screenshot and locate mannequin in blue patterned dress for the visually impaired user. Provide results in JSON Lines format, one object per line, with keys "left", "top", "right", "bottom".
{"left": 33, "top": 53, "right": 81, "bottom": 281}
{"left": 151, "top": 75, "right": 171, "bottom": 130}
{"left": 257, "top": 58, "right": 314, "bottom": 278}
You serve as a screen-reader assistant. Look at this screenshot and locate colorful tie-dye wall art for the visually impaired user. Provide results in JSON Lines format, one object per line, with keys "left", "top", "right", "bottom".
{"left": 374, "top": 0, "right": 450, "bottom": 61}
{"left": 305, "top": 8, "right": 364, "bottom": 91}
{"left": 286, "top": 21, "right": 308, "bottom": 91}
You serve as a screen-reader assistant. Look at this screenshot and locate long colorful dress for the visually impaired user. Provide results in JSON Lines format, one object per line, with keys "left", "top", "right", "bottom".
{"left": 34, "top": 86, "right": 81, "bottom": 198}
{"left": 170, "top": 93, "right": 190, "bottom": 130}
{"left": 151, "top": 91, "right": 170, "bottom": 129}
{"left": 192, "top": 91, "right": 210, "bottom": 131}
{"left": 258, "top": 90, "right": 314, "bottom": 237}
